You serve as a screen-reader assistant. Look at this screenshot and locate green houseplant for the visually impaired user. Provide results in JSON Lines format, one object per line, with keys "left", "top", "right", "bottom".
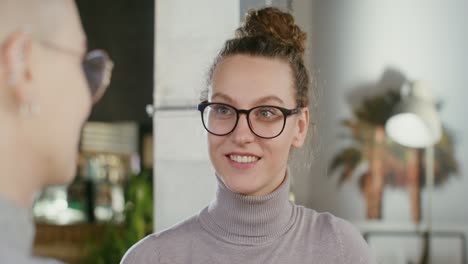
{"left": 86, "top": 169, "right": 153, "bottom": 264}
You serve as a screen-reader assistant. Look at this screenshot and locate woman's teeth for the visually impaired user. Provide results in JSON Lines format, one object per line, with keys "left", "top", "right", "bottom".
{"left": 229, "top": 155, "right": 259, "bottom": 163}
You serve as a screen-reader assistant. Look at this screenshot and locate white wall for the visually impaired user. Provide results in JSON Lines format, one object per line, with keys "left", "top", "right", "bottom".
{"left": 153, "top": 0, "right": 239, "bottom": 231}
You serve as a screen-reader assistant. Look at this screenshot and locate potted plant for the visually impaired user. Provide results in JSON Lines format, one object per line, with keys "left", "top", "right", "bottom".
{"left": 329, "top": 90, "right": 458, "bottom": 222}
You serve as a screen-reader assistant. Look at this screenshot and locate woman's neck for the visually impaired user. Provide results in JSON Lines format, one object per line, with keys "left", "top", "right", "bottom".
{"left": 200, "top": 170, "right": 296, "bottom": 245}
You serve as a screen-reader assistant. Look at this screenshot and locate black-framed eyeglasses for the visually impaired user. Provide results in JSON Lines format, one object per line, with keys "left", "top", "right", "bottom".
{"left": 39, "top": 40, "right": 114, "bottom": 104}
{"left": 197, "top": 101, "right": 300, "bottom": 139}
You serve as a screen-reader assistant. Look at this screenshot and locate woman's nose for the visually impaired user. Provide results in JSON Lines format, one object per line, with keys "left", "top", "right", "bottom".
{"left": 231, "top": 114, "right": 255, "bottom": 144}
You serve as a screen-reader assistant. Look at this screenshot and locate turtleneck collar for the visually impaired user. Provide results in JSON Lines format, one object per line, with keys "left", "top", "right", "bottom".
{"left": 0, "top": 196, "right": 35, "bottom": 255}
{"left": 199, "top": 170, "right": 296, "bottom": 246}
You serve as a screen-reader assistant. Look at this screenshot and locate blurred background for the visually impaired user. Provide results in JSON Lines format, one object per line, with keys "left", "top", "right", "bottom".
{"left": 32, "top": 0, "right": 467, "bottom": 263}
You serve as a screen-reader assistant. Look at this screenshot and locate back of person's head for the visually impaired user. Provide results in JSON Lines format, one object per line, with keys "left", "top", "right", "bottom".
{"left": 0, "top": 0, "right": 78, "bottom": 42}
{"left": 203, "top": 7, "right": 309, "bottom": 108}
{"left": 0, "top": 0, "right": 92, "bottom": 207}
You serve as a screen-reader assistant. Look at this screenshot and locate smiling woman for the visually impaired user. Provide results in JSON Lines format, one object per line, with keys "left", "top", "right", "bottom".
{"left": 122, "top": 7, "right": 376, "bottom": 264}
{"left": 202, "top": 54, "right": 307, "bottom": 197}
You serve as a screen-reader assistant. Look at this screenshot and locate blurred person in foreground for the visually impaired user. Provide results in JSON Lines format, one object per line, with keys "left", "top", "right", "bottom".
{"left": 0, "top": 0, "right": 112, "bottom": 263}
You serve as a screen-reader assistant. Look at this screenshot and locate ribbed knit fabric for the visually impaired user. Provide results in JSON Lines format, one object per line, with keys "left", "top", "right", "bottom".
{"left": 199, "top": 175, "right": 295, "bottom": 246}
{"left": 121, "top": 174, "right": 376, "bottom": 264}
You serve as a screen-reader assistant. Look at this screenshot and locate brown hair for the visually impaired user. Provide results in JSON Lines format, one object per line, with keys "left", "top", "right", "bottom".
{"left": 202, "top": 7, "right": 309, "bottom": 107}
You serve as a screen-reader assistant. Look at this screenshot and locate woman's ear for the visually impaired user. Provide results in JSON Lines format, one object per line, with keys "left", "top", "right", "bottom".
{"left": 1, "top": 30, "right": 33, "bottom": 104}
{"left": 292, "top": 107, "right": 309, "bottom": 148}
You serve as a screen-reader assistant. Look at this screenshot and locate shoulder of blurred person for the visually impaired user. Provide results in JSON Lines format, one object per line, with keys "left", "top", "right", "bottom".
{"left": 0, "top": 197, "right": 65, "bottom": 264}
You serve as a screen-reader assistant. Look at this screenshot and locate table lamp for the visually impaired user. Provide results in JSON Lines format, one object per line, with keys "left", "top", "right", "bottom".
{"left": 385, "top": 80, "right": 441, "bottom": 264}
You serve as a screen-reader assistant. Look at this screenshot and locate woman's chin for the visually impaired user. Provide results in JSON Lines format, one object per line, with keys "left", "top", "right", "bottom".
{"left": 222, "top": 176, "right": 264, "bottom": 196}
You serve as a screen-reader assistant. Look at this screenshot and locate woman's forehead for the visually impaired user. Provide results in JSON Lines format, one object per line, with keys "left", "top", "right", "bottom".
{"left": 211, "top": 55, "right": 295, "bottom": 106}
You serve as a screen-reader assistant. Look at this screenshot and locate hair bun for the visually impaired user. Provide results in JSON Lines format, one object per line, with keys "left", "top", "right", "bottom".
{"left": 236, "top": 7, "right": 307, "bottom": 55}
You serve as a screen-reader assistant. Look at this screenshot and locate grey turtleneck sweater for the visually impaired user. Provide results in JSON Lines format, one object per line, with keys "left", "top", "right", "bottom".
{"left": 0, "top": 197, "right": 63, "bottom": 264}
{"left": 121, "top": 175, "right": 375, "bottom": 263}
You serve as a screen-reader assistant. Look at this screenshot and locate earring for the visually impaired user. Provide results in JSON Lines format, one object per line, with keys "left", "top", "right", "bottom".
{"left": 19, "top": 102, "right": 40, "bottom": 117}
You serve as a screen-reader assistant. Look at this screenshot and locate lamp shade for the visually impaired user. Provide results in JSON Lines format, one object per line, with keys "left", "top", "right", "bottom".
{"left": 385, "top": 81, "right": 441, "bottom": 148}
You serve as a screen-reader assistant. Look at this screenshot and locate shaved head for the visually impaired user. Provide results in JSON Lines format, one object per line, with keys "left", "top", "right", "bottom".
{"left": 0, "top": 0, "right": 91, "bottom": 208}
{"left": 0, "top": 0, "right": 82, "bottom": 44}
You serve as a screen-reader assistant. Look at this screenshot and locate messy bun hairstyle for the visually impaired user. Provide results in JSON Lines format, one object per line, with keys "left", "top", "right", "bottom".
{"left": 204, "top": 7, "right": 309, "bottom": 108}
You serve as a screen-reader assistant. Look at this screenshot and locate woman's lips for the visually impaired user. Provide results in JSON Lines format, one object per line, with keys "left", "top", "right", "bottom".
{"left": 225, "top": 153, "right": 261, "bottom": 170}
{"left": 228, "top": 154, "right": 259, "bottom": 163}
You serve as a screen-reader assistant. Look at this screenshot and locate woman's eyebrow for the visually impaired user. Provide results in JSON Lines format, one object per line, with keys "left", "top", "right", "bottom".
{"left": 211, "top": 93, "right": 285, "bottom": 106}
{"left": 211, "top": 92, "right": 233, "bottom": 103}
{"left": 252, "top": 95, "right": 284, "bottom": 105}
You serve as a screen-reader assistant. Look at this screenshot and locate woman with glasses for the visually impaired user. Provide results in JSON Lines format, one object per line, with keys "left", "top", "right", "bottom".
{"left": 123, "top": 7, "right": 374, "bottom": 264}
{"left": 0, "top": 0, "right": 112, "bottom": 262}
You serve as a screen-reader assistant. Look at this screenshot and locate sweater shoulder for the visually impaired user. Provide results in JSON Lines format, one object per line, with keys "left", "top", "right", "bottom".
{"left": 329, "top": 215, "right": 376, "bottom": 263}
{"left": 294, "top": 206, "right": 354, "bottom": 234}
{"left": 295, "top": 206, "right": 376, "bottom": 263}
{"left": 120, "top": 214, "right": 201, "bottom": 264}
{"left": 294, "top": 206, "right": 341, "bottom": 238}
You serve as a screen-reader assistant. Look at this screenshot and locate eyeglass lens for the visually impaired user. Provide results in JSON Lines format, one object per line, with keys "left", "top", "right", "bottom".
{"left": 202, "top": 104, "right": 286, "bottom": 138}
{"left": 82, "top": 50, "right": 113, "bottom": 103}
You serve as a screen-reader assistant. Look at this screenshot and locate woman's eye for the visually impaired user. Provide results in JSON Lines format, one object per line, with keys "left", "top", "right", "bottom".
{"left": 260, "top": 110, "right": 273, "bottom": 117}
{"left": 214, "top": 106, "right": 232, "bottom": 115}
{"left": 256, "top": 107, "right": 279, "bottom": 119}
